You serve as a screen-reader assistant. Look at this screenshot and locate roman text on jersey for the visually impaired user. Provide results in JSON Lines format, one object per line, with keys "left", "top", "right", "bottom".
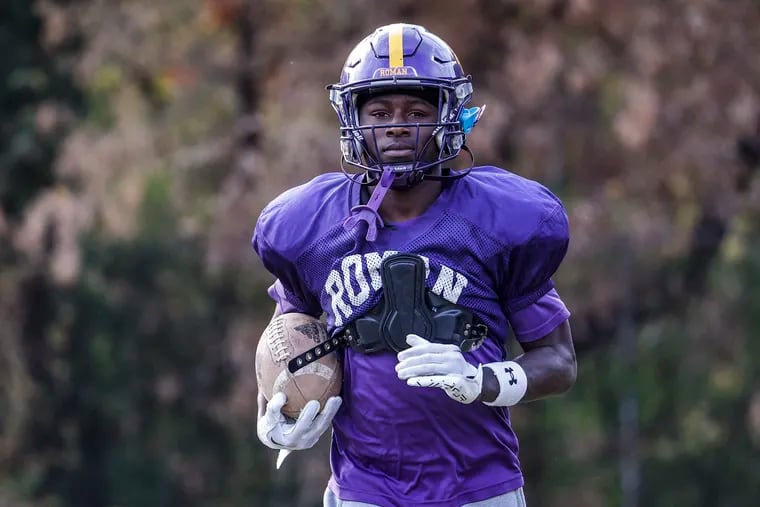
{"left": 325, "top": 251, "right": 469, "bottom": 326}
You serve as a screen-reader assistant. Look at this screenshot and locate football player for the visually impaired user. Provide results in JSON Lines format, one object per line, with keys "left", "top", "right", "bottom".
{"left": 253, "top": 23, "right": 577, "bottom": 507}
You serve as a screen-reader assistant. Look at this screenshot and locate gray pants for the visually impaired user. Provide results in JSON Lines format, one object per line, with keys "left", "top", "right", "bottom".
{"left": 323, "top": 486, "right": 527, "bottom": 507}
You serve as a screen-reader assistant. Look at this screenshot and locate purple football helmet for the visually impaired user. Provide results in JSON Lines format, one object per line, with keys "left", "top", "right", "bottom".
{"left": 327, "top": 23, "right": 484, "bottom": 183}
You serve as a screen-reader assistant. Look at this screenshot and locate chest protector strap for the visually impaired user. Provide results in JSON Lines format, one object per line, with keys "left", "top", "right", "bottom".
{"left": 287, "top": 254, "right": 488, "bottom": 373}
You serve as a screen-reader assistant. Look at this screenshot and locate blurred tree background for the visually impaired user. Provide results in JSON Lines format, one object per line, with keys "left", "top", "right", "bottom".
{"left": 1, "top": 0, "right": 759, "bottom": 506}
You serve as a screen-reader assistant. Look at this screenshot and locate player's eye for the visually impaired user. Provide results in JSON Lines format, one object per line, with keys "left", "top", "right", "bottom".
{"left": 409, "top": 110, "right": 430, "bottom": 119}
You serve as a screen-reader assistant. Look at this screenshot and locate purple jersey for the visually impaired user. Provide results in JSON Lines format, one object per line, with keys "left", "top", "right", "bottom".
{"left": 252, "top": 166, "right": 570, "bottom": 507}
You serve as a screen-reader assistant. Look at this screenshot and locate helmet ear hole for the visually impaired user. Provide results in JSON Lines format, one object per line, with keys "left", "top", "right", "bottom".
{"left": 340, "top": 139, "right": 353, "bottom": 159}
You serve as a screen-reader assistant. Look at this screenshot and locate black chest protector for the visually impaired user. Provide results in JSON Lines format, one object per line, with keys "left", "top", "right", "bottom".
{"left": 287, "top": 254, "right": 488, "bottom": 373}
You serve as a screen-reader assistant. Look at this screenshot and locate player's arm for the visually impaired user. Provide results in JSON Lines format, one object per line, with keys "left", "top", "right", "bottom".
{"left": 256, "top": 302, "right": 341, "bottom": 455}
{"left": 397, "top": 199, "right": 575, "bottom": 406}
{"left": 395, "top": 321, "right": 576, "bottom": 407}
{"left": 253, "top": 212, "right": 342, "bottom": 461}
{"left": 255, "top": 276, "right": 341, "bottom": 457}
{"left": 478, "top": 319, "right": 576, "bottom": 404}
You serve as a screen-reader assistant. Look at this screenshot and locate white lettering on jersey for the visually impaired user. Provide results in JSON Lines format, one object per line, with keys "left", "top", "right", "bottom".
{"left": 341, "top": 254, "right": 370, "bottom": 306}
{"left": 431, "top": 264, "right": 468, "bottom": 304}
{"left": 418, "top": 255, "right": 431, "bottom": 279}
{"left": 325, "top": 269, "right": 353, "bottom": 326}
{"left": 324, "top": 252, "right": 469, "bottom": 327}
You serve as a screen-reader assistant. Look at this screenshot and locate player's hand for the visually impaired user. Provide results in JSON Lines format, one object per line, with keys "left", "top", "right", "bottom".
{"left": 395, "top": 334, "right": 483, "bottom": 404}
{"left": 256, "top": 392, "right": 342, "bottom": 451}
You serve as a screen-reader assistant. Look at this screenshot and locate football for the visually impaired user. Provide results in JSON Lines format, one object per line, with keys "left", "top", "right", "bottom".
{"left": 255, "top": 312, "right": 342, "bottom": 419}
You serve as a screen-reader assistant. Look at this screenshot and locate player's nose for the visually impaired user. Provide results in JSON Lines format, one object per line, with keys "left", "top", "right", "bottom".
{"left": 385, "top": 121, "right": 411, "bottom": 137}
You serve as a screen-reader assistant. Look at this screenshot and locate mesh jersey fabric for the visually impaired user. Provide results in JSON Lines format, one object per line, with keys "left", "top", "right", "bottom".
{"left": 252, "top": 166, "right": 570, "bottom": 507}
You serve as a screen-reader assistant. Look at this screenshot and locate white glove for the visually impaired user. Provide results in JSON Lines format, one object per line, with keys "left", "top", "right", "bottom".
{"left": 256, "top": 391, "right": 342, "bottom": 451}
{"left": 395, "top": 334, "right": 483, "bottom": 404}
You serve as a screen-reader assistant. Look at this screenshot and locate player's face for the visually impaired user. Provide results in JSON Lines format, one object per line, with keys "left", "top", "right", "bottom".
{"left": 358, "top": 94, "right": 439, "bottom": 166}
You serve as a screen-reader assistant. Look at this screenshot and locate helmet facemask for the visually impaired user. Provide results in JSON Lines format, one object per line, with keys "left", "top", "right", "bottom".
{"left": 329, "top": 78, "right": 476, "bottom": 185}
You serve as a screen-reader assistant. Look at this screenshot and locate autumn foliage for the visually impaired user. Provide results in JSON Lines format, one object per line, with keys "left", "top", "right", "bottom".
{"left": 1, "top": 1, "right": 759, "bottom": 506}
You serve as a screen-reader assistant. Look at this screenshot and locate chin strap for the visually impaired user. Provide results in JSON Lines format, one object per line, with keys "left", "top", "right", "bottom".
{"left": 342, "top": 167, "right": 395, "bottom": 241}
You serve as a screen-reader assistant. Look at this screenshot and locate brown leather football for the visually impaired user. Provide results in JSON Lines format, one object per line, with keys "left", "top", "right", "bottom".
{"left": 255, "top": 313, "right": 342, "bottom": 418}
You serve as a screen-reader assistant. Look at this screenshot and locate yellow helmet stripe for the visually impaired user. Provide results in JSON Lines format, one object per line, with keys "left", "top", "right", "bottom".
{"left": 388, "top": 24, "right": 404, "bottom": 68}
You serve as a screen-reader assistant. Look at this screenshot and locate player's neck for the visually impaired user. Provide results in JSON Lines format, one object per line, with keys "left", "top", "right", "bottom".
{"left": 378, "top": 179, "right": 443, "bottom": 224}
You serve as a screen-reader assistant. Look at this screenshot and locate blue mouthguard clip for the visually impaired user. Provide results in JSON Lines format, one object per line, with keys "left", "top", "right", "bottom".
{"left": 459, "top": 105, "right": 486, "bottom": 134}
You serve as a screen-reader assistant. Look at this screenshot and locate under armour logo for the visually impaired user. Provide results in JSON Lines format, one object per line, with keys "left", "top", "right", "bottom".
{"left": 505, "top": 367, "right": 518, "bottom": 386}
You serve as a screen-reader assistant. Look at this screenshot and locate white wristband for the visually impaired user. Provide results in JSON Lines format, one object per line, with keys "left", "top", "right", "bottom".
{"left": 482, "top": 361, "right": 528, "bottom": 407}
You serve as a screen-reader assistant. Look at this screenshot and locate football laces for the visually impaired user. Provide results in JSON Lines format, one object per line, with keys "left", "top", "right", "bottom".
{"left": 267, "top": 318, "right": 291, "bottom": 363}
